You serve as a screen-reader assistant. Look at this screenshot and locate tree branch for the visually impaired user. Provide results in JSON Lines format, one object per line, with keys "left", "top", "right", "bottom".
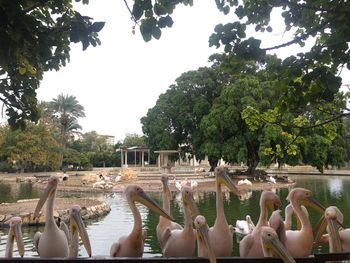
{"left": 262, "top": 17, "right": 337, "bottom": 51}
{"left": 284, "top": 0, "right": 350, "bottom": 15}
{"left": 23, "top": 0, "right": 50, "bottom": 13}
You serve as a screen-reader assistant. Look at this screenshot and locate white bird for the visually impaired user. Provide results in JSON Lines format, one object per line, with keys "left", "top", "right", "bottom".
{"left": 174, "top": 179, "right": 182, "bottom": 191}
{"left": 115, "top": 175, "right": 122, "bottom": 182}
{"left": 267, "top": 176, "right": 276, "bottom": 184}
{"left": 190, "top": 180, "right": 198, "bottom": 189}
{"left": 62, "top": 173, "right": 69, "bottom": 181}
{"left": 243, "top": 178, "right": 252, "bottom": 186}
{"left": 92, "top": 181, "right": 106, "bottom": 189}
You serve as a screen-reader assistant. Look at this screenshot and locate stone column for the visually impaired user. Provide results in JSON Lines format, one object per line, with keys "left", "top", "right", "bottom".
{"left": 120, "top": 149, "right": 124, "bottom": 167}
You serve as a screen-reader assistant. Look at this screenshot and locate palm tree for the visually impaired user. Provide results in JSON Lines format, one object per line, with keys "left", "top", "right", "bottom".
{"left": 45, "top": 94, "right": 85, "bottom": 168}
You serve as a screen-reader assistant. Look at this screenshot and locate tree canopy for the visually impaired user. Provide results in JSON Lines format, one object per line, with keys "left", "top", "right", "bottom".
{"left": 0, "top": 0, "right": 104, "bottom": 129}
{"left": 131, "top": 0, "right": 350, "bottom": 123}
{"left": 142, "top": 54, "right": 350, "bottom": 173}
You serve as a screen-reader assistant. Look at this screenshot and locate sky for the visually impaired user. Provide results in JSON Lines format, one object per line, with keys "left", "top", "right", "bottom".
{"left": 35, "top": 0, "right": 349, "bottom": 142}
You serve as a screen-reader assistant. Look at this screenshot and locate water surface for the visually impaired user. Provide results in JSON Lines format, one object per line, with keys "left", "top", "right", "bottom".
{"left": 1, "top": 175, "right": 350, "bottom": 257}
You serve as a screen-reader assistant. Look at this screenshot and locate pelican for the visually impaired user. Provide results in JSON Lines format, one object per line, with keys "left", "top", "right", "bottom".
{"left": 234, "top": 215, "right": 254, "bottom": 237}
{"left": 156, "top": 174, "right": 182, "bottom": 250}
{"left": 33, "top": 175, "right": 69, "bottom": 258}
{"left": 267, "top": 175, "right": 276, "bottom": 184}
{"left": 239, "top": 190, "right": 281, "bottom": 257}
{"left": 162, "top": 185, "right": 199, "bottom": 257}
{"left": 284, "top": 188, "right": 325, "bottom": 257}
{"left": 5, "top": 217, "right": 24, "bottom": 258}
{"left": 198, "top": 166, "right": 241, "bottom": 257}
{"left": 314, "top": 206, "right": 349, "bottom": 252}
{"left": 194, "top": 215, "right": 217, "bottom": 263}
{"left": 68, "top": 205, "right": 92, "bottom": 258}
{"left": 284, "top": 204, "right": 294, "bottom": 231}
{"left": 260, "top": 226, "right": 296, "bottom": 263}
{"left": 110, "top": 185, "right": 173, "bottom": 257}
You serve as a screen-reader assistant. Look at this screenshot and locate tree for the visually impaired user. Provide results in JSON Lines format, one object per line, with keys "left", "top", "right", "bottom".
{"left": 123, "top": 133, "right": 147, "bottom": 147}
{"left": 44, "top": 94, "right": 85, "bottom": 168}
{"left": 0, "top": 123, "right": 61, "bottom": 172}
{"left": 142, "top": 53, "right": 350, "bottom": 174}
{"left": 0, "top": 1, "right": 104, "bottom": 129}
{"left": 141, "top": 67, "right": 223, "bottom": 160}
{"left": 131, "top": 0, "right": 350, "bottom": 129}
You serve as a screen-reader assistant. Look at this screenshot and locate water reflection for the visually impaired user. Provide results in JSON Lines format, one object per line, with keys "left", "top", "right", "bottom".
{"left": 327, "top": 177, "right": 343, "bottom": 198}
{"left": 1, "top": 175, "right": 350, "bottom": 257}
{"left": 0, "top": 183, "right": 40, "bottom": 203}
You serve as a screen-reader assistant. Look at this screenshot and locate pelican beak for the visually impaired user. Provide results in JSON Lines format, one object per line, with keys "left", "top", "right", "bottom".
{"left": 8, "top": 220, "right": 25, "bottom": 257}
{"left": 71, "top": 211, "right": 92, "bottom": 257}
{"left": 327, "top": 217, "right": 342, "bottom": 252}
{"left": 34, "top": 181, "right": 56, "bottom": 218}
{"left": 184, "top": 192, "right": 200, "bottom": 217}
{"left": 197, "top": 224, "right": 216, "bottom": 263}
{"left": 313, "top": 215, "right": 328, "bottom": 246}
{"left": 163, "top": 179, "right": 172, "bottom": 200}
{"left": 217, "top": 169, "right": 240, "bottom": 196}
{"left": 300, "top": 196, "right": 325, "bottom": 214}
{"left": 136, "top": 190, "right": 174, "bottom": 221}
{"left": 264, "top": 234, "right": 296, "bottom": 263}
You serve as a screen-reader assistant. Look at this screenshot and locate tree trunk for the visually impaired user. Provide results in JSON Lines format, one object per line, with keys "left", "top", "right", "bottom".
{"left": 208, "top": 158, "right": 218, "bottom": 172}
{"left": 245, "top": 140, "right": 260, "bottom": 177}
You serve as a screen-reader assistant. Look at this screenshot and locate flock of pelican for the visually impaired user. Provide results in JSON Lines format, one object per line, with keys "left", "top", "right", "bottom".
{"left": 1, "top": 167, "right": 349, "bottom": 262}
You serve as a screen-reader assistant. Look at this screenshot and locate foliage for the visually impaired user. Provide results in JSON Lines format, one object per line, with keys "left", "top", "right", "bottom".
{"left": 123, "top": 133, "right": 147, "bottom": 147}
{"left": 0, "top": 0, "right": 104, "bottom": 129}
{"left": 131, "top": 0, "right": 350, "bottom": 129}
{"left": 0, "top": 122, "right": 61, "bottom": 172}
{"left": 141, "top": 67, "right": 223, "bottom": 160}
{"left": 68, "top": 131, "right": 117, "bottom": 168}
{"left": 43, "top": 94, "right": 85, "bottom": 167}
{"left": 142, "top": 53, "right": 350, "bottom": 173}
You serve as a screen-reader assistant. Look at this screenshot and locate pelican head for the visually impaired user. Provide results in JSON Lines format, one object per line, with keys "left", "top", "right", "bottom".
{"left": 261, "top": 190, "right": 281, "bottom": 212}
{"left": 69, "top": 205, "right": 92, "bottom": 257}
{"left": 125, "top": 185, "right": 174, "bottom": 221}
{"left": 194, "top": 215, "right": 217, "bottom": 263}
{"left": 34, "top": 175, "right": 60, "bottom": 218}
{"left": 181, "top": 186, "right": 199, "bottom": 217}
{"left": 5, "top": 217, "right": 24, "bottom": 258}
{"left": 214, "top": 166, "right": 240, "bottom": 197}
{"left": 286, "top": 188, "right": 325, "bottom": 214}
{"left": 161, "top": 174, "right": 171, "bottom": 200}
{"left": 314, "top": 206, "right": 343, "bottom": 252}
{"left": 260, "top": 226, "right": 296, "bottom": 263}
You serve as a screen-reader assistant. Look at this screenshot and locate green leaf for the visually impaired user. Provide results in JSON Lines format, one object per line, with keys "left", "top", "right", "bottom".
{"left": 152, "top": 26, "right": 161, "bottom": 40}
{"left": 89, "top": 22, "right": 105, "bottom": 33}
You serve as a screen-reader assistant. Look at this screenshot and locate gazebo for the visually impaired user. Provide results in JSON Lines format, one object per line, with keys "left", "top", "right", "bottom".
{"left": 118, "top": 146, "right": 150, "bottom": 168}
{"left": 154, "top": 150, "right": 179, "bottom": 170}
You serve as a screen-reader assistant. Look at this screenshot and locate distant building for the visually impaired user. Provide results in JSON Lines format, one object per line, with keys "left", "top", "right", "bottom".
{"left": 99, "top": 134, "right": 115, "bottom": 145}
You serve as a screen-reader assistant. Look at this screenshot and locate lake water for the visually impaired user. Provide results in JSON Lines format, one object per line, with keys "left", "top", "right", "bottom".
{"left": 1, "top": 174, "right": 350, "bottom": 258}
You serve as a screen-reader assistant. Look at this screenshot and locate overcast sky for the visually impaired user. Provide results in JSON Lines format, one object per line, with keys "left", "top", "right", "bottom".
{"left": 36, "top": 0, "right": 349, "bottom": 142}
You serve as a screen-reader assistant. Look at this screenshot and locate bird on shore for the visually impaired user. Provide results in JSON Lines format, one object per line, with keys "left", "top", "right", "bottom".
{"left": 110, "top": 185, "right": 173, "bottom": 257}
{"left": 5, "top": 217, "right": 24, "bottom": 258}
